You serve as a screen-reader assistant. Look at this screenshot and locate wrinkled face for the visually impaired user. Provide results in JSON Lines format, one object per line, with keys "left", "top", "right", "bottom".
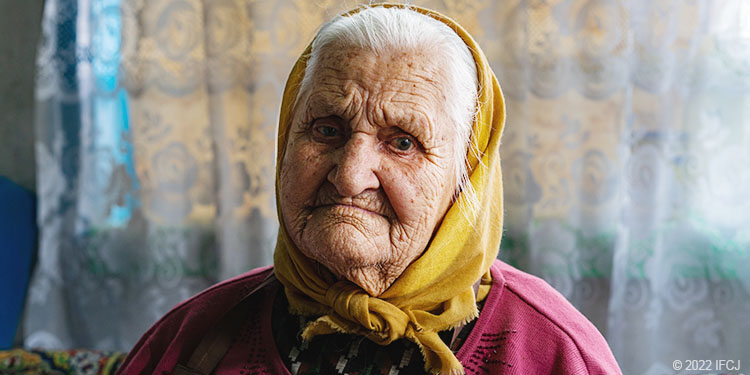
{"left": 279, "top": 47, "right": 460, "bottom": 296}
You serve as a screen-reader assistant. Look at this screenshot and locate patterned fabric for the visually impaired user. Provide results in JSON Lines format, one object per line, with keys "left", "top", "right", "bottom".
{"left": 0, "top": 349, "right": 125, "bottom": 375}
{"left": 272, "top": 287, "right": 479, "bottom": 375}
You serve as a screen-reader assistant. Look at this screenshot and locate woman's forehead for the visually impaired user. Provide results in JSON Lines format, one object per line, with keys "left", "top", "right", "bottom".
{"left": 303, "top": 47, "right": 450, "bottom": 131}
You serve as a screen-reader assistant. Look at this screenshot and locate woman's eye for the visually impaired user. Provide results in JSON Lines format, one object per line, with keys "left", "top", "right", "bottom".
{"left": 391, "top": 137, "right": 414, "bottom": 151}
{"left": 315, "top": 125, "right": 339, "bottom": 138}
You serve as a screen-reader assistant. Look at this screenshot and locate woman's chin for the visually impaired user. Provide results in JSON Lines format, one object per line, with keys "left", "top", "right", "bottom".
{"left": 298, "top": 226, "right": 398, "bottom": 295}
{"left": 301, "top": 228, "right": 383, "bottom": 270}
{"left": 342, "top": 267, "right": 396, "bottom": 296}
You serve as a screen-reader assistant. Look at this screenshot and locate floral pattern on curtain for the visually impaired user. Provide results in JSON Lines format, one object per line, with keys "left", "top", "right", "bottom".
{"left": 26, "top": 0, "right": 749, "bottom": 373}
{"left": 488, "top": 1, "right": 750, "bottom": 373}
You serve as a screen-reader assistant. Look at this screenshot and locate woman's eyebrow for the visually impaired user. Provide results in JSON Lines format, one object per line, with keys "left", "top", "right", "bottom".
{"left": 306, "top": 92, "right": 347, "bottom": 117}
{"left": 381, "top": 106, "right": 432, "bottom": 141}
{"left": 306, "top": 90, "right": 435, "bottom": 141}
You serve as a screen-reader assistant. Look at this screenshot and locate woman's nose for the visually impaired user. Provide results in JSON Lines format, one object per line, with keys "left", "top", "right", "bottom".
{"left": 327, "top": 135, "right": 380, "bottom": 197}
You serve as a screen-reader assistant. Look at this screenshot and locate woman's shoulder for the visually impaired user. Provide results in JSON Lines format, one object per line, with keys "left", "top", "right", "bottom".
{"left": 491, "top": 260, "right": 590, "bottom": 329}
{"left": 117, "top": 266, "right": 275, "bottom": 375}
{"left": 477, "top": 260, "right": 621, "bottom": 374}
{"left": 168, "top": 265, "right": 275, "bottom": 314}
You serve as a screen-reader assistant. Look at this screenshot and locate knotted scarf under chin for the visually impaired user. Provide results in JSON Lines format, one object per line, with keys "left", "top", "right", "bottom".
{"left": 273, "top": 4, "right": 505, "bottom": 375}
{"left": 283, "top": 276, "right": 483, "bottom": 374}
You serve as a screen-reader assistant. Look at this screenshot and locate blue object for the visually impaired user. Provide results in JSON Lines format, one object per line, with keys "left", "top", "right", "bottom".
{"left": 0, "top": 176, "right": 36, "bottom": 349}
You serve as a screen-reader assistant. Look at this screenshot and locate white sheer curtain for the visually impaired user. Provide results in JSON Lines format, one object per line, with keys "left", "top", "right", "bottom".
{"left": 27, "top": 0, "right": 281, "bottom": 349}
{"left": 490, "top": 1, "right": 750, "bottom": 373}
{"left": 26, "top": 0, "right": 749, "bottom": 373}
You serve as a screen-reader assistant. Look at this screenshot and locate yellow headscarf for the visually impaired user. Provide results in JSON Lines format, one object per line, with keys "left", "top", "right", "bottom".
{"left": 273, "top": 4, "right": 505, "bottom": 374}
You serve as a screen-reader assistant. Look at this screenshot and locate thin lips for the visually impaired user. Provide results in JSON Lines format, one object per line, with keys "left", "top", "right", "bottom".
{"left": 316, "top": 202, "right": 386, "bottom": 217}
{"left": 313, "top": 183, "right": 393, "bottom": 218}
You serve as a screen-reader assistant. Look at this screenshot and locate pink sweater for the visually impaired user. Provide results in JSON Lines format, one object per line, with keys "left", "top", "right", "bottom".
{"left": 118, "top": 260, "right": 621, "bottom": 374}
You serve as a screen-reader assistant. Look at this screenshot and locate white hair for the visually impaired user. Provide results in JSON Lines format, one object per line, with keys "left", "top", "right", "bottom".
{"left": 297, "top": 6, "right": 480, "bottom": 221}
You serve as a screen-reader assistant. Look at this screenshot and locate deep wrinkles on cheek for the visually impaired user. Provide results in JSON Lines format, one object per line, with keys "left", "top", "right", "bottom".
{"left": 421, "top": 142, "right": 453, "bottom": 166}
{"left": 282, "top": 146, "right": 331, "bottom": 242}
{"left": 424, "top": 164, "right": 453, "bottom": 197}
{"left": 280, "top": 183, "right": 313, "bottom": 241}
{"left": 386, "top": 157, "right": 447, "bottom": 208}
{"left": 385, "top": 165, "right": 451, "bottom": 255}
{"left": 389, "top": 221, "right": 421, "bottom": 255}
{"left": 307, "top": 210, "right": 389, "bottom": 272}
{"left": 376, "top": 196, "right": 438, "bottom": 273}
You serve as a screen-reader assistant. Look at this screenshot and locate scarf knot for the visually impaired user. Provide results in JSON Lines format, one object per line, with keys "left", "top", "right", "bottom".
{"left": 301, "top": 280, "right": 467, "bottom": 374}
{"left": 315, "top": 281, "right": 410, "bottom": 344}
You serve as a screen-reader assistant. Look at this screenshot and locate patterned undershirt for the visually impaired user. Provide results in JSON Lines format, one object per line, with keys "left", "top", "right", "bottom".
{"left": 272, "top": 288, "right": 481, "bottom": 375}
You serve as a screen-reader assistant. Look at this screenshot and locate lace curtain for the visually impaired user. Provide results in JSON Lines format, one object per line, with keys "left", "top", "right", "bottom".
{"left": 26, "top": 0, "right": 749, "bottom": 373}
{"left": 490, "top": 1, "right": 750, "bottom": 373}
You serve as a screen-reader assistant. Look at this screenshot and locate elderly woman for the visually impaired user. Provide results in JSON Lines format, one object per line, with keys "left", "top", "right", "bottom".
{"left": 118, "top": 4, "right": 620, "bottom": 375}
